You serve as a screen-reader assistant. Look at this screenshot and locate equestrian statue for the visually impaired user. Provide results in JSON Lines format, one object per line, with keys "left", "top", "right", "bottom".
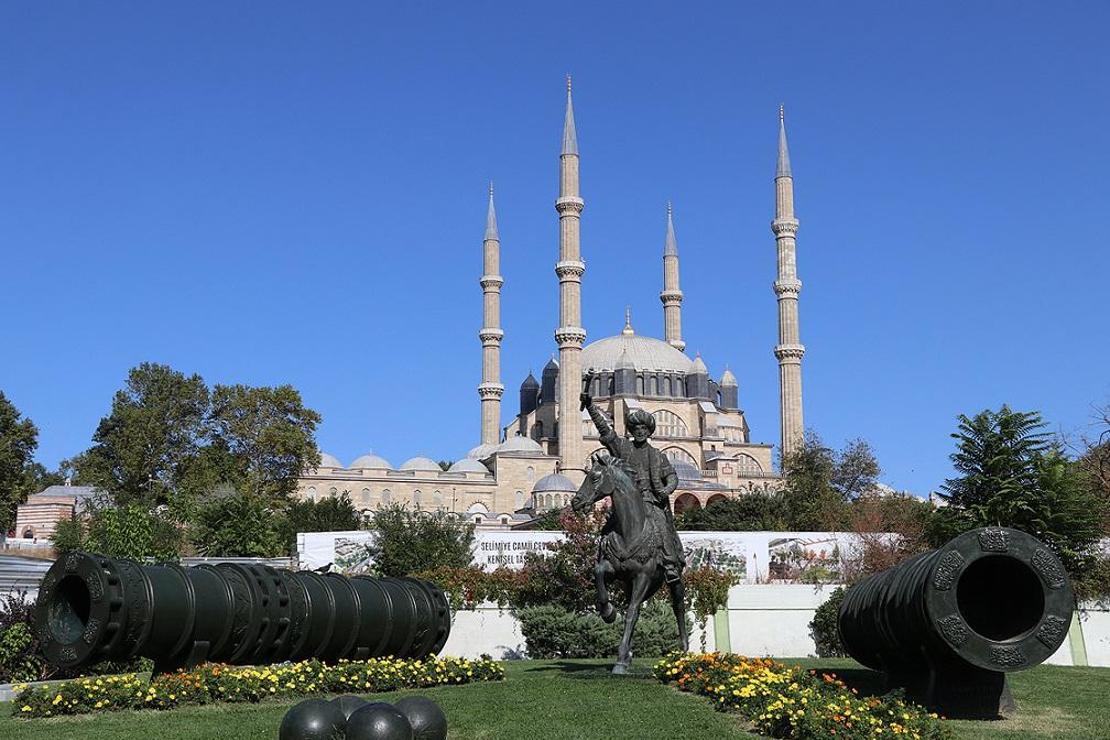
{"left": 572, "top": 390, "right": 689, "bottom": 673}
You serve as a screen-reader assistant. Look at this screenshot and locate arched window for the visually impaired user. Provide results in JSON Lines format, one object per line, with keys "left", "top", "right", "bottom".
{"left": 527, "top": 466, "right": 535, "bottom": 482}
{"left": 432, "top": 490, "right": 444, "bottom": 510}
{"left": 607, "top": 376, "right": 615, "bottom": 394}
{"left": 662, "top": 446, "right": 698, "bottom": 466}
{"left": 381, "top": 489, "right": 392, "bottom": 505}
{"left": 593, "top": 375, "right": 602, "bottom": 396}
{"left": 328, "top": 487, "right": 338, "bottom": 497}
{"left": 22, "top": 528, "right": 34, "bottom": 539}
{"left": 361, "top": 488, "right": 371, "bottom": 504}
{"left": 515, "top": 491, "right": 524, "bottom": 509}
{"left": 736, "top": 453, "right": 764, "bottom": 474}
{"left": 664, "top": 376, "right": 672, "bottom": 397}
{"left": 636, "top": 374, "right": 645, "bottom": 395}
{"left": 412, "top": 490, "right": 422, "bottom": 508}
{"left": 307, "top": 486, "right": 317, "bottom": 502}
{"left": 649, "top": 375, "right": 658, "bottom": 396}
{"left": 653, "top": 410, "right": 688, "bottom": 438}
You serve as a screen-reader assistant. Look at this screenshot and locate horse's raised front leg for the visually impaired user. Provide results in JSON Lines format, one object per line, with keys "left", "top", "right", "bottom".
{"left": 595, "top": 559, "right": 617, "bottom": 623}
{"left": 613, "top": 571, "right": 653, "bottom": 674}
{"left": 667, "top": 576, "right": 689, "bottom": 652}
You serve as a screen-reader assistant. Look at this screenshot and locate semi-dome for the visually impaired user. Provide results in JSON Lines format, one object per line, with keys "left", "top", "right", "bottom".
{"left": 532, "top": 473, "right": 577, "bottom": 494}
{"left": 496, "top": 435, "right": 544, "bottom": 454}
{"left": 448, "top": 458, "right": 490, "bottom": 474}
{"left": 466, "top": 443, "right": 497, "bottom": 460}
{"left": 349, "top": 453, "right": 393, "bottom": 469}
{"left": 581, "top": 334, "right": 695, "bottom": 374}
{"left": 671, "top": 459, "right": 703, "bottom": 483}
{"left": 398, "top": 456, "right": 442, "bottom": 472}
{"left": 318, "top": 452, "right": 344, "bottom": 469}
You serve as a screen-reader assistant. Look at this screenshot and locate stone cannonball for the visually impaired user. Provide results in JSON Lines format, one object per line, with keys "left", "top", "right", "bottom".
{"left": 394, "top": 696, "right": 448, "bottom": 740}
{"left": 279, "top": 699, "right": 347, "bottom": 740}
{"left": 346, "top": 702, "right": 414, "bottom": 740}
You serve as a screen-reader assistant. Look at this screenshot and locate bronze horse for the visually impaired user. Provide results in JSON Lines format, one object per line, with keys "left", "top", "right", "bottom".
{"left": 571, "top": 452, "right": 689, "bottom": 673}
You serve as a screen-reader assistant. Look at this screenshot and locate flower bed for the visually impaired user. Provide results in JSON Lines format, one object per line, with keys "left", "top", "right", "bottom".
{"left": 654, "top": 653, "right": 950, "bottom": 739}
{"left": 12, "top": 655, "right": 503, "bottom": 719}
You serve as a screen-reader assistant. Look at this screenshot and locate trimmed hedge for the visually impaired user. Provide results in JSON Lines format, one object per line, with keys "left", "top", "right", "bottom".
{"left": 518, "top": 600, "right": 688, "bottom": 659}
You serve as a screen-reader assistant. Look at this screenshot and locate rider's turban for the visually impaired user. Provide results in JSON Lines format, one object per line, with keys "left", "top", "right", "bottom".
{"left": 625, "top": 408, "right": 656, "bottom": 436}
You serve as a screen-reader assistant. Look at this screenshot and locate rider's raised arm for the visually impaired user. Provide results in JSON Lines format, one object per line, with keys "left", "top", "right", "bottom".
{"left": 582, "top": 394, "right": 621, "bottom": 455}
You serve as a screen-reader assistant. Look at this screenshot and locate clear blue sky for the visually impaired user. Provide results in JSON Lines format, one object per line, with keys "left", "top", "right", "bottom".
{"left": 2, "top": 3, "right": 1108, "bottom": 496}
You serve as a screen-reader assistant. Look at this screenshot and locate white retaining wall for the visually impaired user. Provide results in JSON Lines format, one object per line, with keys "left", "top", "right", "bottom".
{"left": 441, "top": 584, "right": 1110, "bottom": 667}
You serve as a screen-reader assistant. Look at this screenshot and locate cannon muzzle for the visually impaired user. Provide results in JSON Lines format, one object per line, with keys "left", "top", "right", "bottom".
{"left": 34, "top": 552, "right": 451, "bottom": 673}
{"left": 837, "top": 527, "right": 1073, "bottom": 717}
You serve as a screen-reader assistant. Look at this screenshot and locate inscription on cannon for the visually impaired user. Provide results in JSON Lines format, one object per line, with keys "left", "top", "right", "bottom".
{"left": 937, "top": 615, "right": 969, "bottom": 646}
{"left": 932, "top": 551, "right": 965, "bottom": 590}
{"left": 978, "top": 528, "right": 1009, "bottom": 552}
{"left": 1031, "top": 549, "right": 1065, "bottom": 589}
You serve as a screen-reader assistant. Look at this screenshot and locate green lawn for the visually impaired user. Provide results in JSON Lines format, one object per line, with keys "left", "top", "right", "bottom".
{"left": 2, "top": 659, "right": 1109, "bottom": 739}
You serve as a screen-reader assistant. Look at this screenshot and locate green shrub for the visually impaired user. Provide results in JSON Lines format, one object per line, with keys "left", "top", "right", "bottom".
{"left": 0, "top": 623, "right": 42, "bottom": 683}
{"left": 365, "top": 504, "right": 475, "bottom": 577}
{"left": 808, "top": 586, "right": 847, "bottom": 658}
{"left": 518, "top": 600, "right": 687, "bottom": 659}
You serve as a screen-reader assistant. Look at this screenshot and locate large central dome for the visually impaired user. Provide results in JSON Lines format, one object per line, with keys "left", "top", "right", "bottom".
{"left": 581, "top": 333, "right": 695, "bottom": 373}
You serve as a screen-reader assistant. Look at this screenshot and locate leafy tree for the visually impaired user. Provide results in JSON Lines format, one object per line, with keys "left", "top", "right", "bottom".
{"left": 929, "top": 406, "right": 1107, "bottom": 575}
{"left": 840, "top": 493, "right": 935, "bottom": 583}
{"left": 780, "top": 433, "right": 880, "bottom": 530}
{"left": 365, "top": 504, "right": 475, "bottom": 577}
{"left": 190, "top": 492, "right": 286, "bottom": 558}
{"left": 528, "top": 508, "right": 568, "bottom": 531}
{"left": 51, "top": 515, "right": 84, "bottom": 555}
{"left": 209, "top": 384, "right": 321, "bottom": 503}
{"left": 436, "top": 460, "right": 453, "bottom": 472}
{"left": 676, "top": 491, "right": 790, "bottom": 531}
{"left": 0, "top": 391, "right": 39, "bottom": 533}
{"left": 72, "top": 363, "right": 210, "bottom": 509}
{"left": 514, "top": 508, "right": 608, "bottom": 612}
{"left": 281, "top": 492, "right": 362, "bottom": 553}
{"left": 82, "top": 502, "right": 182, "bottom": 561}
{"left": 19, "top": 463, "right": 65, "bottom": 497}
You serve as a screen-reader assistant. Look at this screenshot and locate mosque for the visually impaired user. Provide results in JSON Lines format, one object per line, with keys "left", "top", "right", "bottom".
{"left": 295, "top": 81, "right": 806, "bottom": 527}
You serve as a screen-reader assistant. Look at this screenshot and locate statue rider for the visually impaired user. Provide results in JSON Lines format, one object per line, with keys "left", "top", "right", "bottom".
{"left": 580, "top": 390, "right": 687, "bottom": 583}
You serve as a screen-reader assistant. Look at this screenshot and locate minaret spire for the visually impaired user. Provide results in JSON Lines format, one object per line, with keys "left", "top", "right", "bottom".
{"left": 478, "top": 183, "right": 505, "bottom": 446}
{"left": 555, "top": 77, "right": 586, "bottom": 478}
{"left": 772, "top": 107, "right": 805, "bottom": 457}
{"left": 562, "top": 75, "right": 578, "bottom": 155}
{"left": 660, "top": 201, "right": 685, "bottom": 351}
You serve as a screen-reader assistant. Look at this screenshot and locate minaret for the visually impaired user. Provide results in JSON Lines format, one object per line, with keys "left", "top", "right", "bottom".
{"left": 660, "top": 201, "right": 685, "bottom": 351}
{"left": 772, "top": 106, "right": 806, "bottom": 457}
{"left": 555, "top": 76, "right": 586, "bottom": 477}
{"left": 478, "top": 182, "right": 505, "bottom": 446}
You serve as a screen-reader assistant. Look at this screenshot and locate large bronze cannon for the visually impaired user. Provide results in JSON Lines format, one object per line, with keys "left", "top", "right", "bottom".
{"left": 838, "top": 527, "right": 1073, "bottom": 717}
{"left": 34, "top": 552, "right": 451, "bottom": 673}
